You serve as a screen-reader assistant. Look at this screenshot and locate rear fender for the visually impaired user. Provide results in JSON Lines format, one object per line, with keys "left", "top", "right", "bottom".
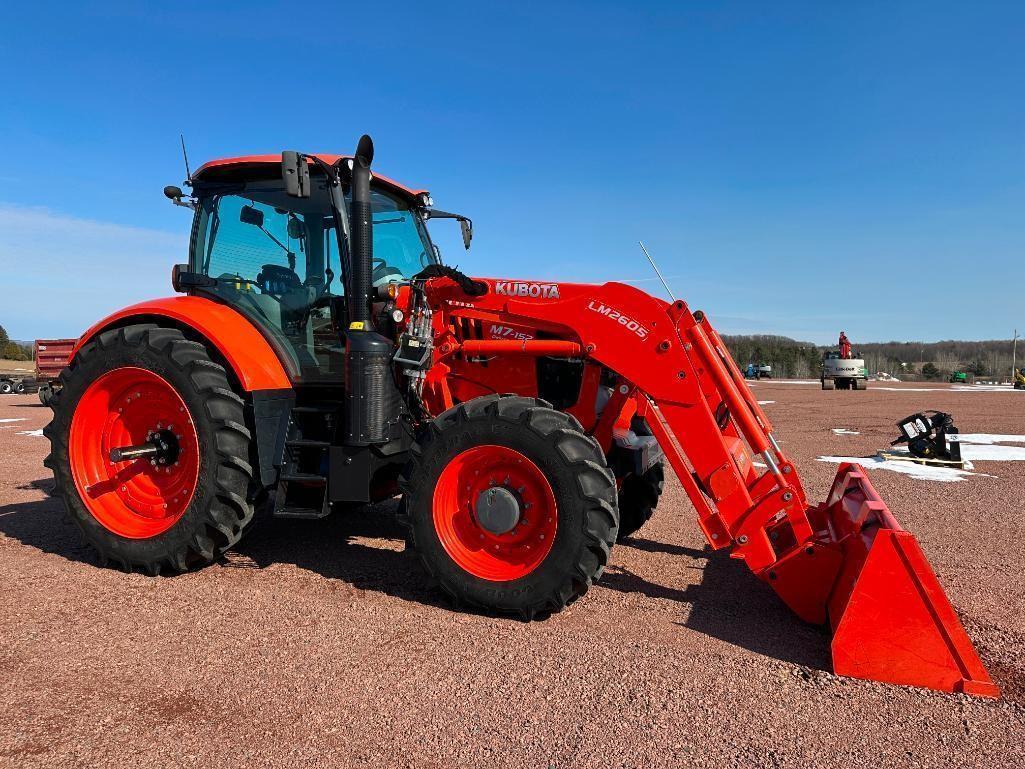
{"left": 73, "top": 296, "right": 292, "bottom": 391}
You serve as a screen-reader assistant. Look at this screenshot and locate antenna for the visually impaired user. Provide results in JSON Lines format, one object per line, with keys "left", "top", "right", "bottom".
{"left": 180, "top": 134, "right": 193, "bottom": 183}
{"left": 638, "top": 241, "right": 676, "bottom": 301}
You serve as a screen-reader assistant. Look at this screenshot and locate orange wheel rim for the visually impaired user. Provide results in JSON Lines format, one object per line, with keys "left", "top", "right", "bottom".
{"left": 69, "top": 367, "right": 200, "bottom": 538}
{"left": 432, "top": 444, "right": 557, "bottom": 581}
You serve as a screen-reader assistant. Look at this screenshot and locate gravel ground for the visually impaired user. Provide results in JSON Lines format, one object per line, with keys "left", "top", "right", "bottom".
{"left": 1, "top": 383, "right": 1023, "bottom": 768}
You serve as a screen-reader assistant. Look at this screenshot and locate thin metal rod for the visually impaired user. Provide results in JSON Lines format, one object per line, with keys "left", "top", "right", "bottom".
{"left": 180, "top": 134, "right": 192, "bottom": 181}
{"left": 761, "top": 450, "right": 785, "bottom": 483}
{"left": 638, "top": 241, "right": 676, "bottom": 301}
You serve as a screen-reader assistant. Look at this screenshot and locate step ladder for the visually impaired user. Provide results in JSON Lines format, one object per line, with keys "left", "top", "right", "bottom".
{"left": 273, "top": 402, "right": 340, "bottom": 519}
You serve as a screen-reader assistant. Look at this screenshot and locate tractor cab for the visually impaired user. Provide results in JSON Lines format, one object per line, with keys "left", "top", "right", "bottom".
{"left": 182, "top": 155, "right": 439, "bottom": 382}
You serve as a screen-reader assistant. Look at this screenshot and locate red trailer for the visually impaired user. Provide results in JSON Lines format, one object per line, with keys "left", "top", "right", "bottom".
{"left": 34, "top": 338, "right": 75, "bottom": 406}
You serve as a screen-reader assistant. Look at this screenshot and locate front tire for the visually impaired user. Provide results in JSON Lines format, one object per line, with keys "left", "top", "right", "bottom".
{"left": 44, "top": 324, "right": 257, "bottom": 574}
{"left": 400, "top": 395, "right": 619, "bottom": 619}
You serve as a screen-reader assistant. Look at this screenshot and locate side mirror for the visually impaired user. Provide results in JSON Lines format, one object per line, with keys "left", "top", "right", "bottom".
{"left": 239, "top": 204, "right": 264, "bottom": 228}
{"left": 459, "top": 218, "right": 473, "bottom": 250}
{"left": 163, "top": 185, "right": 196, "bottom": 210}
{"left": 281, "top": 151, "right": 310, "bottom": 198}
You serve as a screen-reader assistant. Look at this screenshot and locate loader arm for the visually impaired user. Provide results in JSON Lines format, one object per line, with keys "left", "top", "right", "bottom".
{"left": 424, "top": 277, "right": 998, "bottom": 697}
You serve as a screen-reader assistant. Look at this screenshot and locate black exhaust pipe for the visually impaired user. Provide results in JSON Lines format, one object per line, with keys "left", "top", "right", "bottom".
{"left": 349, "top": 134, "right": 374, "bottom": 326}
{"left": 344, "top": 134, "right": 401, "bottom": 446}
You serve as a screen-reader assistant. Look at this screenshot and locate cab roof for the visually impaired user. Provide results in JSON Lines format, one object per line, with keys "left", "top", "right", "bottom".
{"left": 193, "top": 154, "right": 428, "bottom": 200}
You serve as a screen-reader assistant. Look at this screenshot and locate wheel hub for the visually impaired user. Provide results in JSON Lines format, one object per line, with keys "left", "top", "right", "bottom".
{"left": 110, "top": 428, "right": 182, "bottom": 466}
{"left": 474, "top": 486, "right": 521, "bottom": 534}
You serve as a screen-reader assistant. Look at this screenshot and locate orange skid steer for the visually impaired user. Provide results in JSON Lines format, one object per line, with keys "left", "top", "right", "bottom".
{"left": 44, "top": 136, "right": 997, "bottom": 697}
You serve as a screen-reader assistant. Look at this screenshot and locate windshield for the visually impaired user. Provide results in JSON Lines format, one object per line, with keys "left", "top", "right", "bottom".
{"left": 190, "top": 178, "right": 436, "bottom": 381}
{"left": 366, "top": 190, "right": 436, "bottom": 283}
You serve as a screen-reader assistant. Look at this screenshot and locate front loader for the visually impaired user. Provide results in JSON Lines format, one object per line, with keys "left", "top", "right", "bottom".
{"left": 45, "top": 136, "right": 998, "bottom": 697}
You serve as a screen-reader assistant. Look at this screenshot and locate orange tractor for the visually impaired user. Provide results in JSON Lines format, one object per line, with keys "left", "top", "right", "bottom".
{"left": 45, "top": 136, "right": 997, "bottom": 696}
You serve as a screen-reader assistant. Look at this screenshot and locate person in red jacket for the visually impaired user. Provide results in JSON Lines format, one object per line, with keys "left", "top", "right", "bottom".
{"left": 839, "top": 331, "right": 852, "bottom": 359}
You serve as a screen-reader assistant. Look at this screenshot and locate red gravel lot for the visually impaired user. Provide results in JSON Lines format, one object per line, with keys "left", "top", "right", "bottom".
{"left": 1, "top": 383, "right": 1023, "bottom": 768}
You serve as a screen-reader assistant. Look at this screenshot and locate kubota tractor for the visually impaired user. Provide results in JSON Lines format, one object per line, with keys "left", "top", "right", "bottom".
{"left": 45, "top": 136, "right": 998, "bottom": 697}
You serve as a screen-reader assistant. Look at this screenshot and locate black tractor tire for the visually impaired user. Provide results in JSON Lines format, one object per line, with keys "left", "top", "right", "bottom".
{"left": 44, "top": 324, "right": 257, "bottom": 574}
{"left": 0, "top": 380, "right": 12, "bottom": 395}
{"left": 399, "top": 394, "right": 619, "bottom": 619}
{"left": 821, "top": 378, "right": 834, "bottom": 390}
{"left": 616, "top": 461, "right": 664, "bottom": 541}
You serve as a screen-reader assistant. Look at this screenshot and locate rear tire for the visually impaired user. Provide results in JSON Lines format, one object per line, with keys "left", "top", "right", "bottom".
{"left": 400, "top": 395, "right": 619, "bottom": 619}
{"left": 0, "top": 381, "right": 12, "bottom": 395}
{"left": 13, "top": 381, "right": 25, "bottom": 394}
{"left": 616, "top": 461, "right": 664, "bottom": 541}
{"left": 44, "top": 324, "right": 257, "bottom": 574}
{"left": 821, "top": 378, "right": 834, "bottom": 390}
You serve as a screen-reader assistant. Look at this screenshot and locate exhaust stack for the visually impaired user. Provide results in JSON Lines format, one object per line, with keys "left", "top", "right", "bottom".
{"left": 344, "top": 134, "right": 401, "bottom": 446}
{"left": 349, "top": 134, "right": 375, "bottom": 326}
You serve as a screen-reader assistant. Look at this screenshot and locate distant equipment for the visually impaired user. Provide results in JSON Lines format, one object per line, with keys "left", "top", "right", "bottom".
{"left": 744, "top": 363, "right": 772, "bottom": 379}
{"left": 821, "top": 351, "right": 868, "bottom": 390}
{"left": 30, "top": 339, "right": 75, "bottom": 406}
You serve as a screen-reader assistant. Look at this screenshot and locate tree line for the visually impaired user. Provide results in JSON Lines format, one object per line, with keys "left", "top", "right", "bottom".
{"left": 0, "top": 324, "right": 33, "bottom": 361}
{"left": 722, "top": 334, "right": 1021, "bottom": 381}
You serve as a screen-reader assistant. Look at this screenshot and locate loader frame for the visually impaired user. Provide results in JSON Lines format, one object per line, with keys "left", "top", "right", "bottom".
{"left": 419, "top": 275, "right": 999, "bottom": 696}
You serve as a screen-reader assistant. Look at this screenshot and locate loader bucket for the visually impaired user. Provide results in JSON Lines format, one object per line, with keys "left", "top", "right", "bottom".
{"left": 770, "top": 463, "right": 999, "bottom": 697}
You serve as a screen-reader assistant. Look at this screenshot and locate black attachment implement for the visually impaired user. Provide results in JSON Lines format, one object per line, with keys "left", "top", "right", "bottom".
{"left": 892, "top": 411, "right": 961, "bottom": 462}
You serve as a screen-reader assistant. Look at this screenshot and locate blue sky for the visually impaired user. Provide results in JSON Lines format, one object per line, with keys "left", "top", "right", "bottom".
{"left": 0, "top": 1, "right": 1021, "bottom": 344}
